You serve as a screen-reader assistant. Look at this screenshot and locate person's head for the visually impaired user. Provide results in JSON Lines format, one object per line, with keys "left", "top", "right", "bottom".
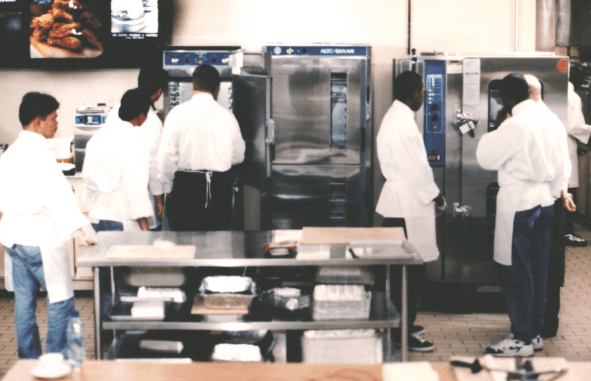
{"left": 138, "top": 66, "right": 168, "bottom": 103}
{"left": 19, "top": 92, "right": 60, "bottom": 138}
{"left": 394, "top": 71, "right": 424, "bottom": 111}
{"left": 118, "top": 88, "right": 152, "bottom": 127}
{"left": 500, "top": 73, "right": 530, "bottom": 113}
{"left": 192, "top": 64, "right": 220, "bottom": 99}
{"left": 570, "top": 62, "right": 584, "bottom": 88}
{"left": 524, "top": 74, "right": 542, "bottom": 103}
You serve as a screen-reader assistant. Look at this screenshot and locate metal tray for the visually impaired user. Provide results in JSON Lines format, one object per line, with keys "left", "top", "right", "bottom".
{"left": 105, "top": 301, "right": 170, "bottom": 321}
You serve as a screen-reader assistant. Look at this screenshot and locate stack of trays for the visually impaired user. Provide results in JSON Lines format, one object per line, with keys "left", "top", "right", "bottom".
{"left": 211, "top": 330, "right": 275, "bottom": 362}
{"left": 301, "top": 329, "right": 383, "bottom": 364}
{"left": 312, "top": 284, "right": 371, "bottom": 320}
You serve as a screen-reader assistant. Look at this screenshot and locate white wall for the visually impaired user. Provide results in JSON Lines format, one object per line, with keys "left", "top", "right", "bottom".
{"left": 0, "top": 1, "right": 536, "bottom": 209}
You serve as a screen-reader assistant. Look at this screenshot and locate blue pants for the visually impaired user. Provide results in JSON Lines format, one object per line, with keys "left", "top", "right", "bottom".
{"left": 5, "top": 245, "right": 78, "bottom": 359}
{"left": 501, "top": 204, "right": 554, "bottom": 344}
{"left": 91, "top": 220, "right": 138, "bottom": 313}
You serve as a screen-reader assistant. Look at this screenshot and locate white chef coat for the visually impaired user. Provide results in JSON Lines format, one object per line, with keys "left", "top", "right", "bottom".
{"left": 82, "top": 118, "right": 153, "bottom": 231}
{"left": 567, "top": 81, "right": 591, "bottom": 188}
{"left": 157, "top": 92, "right": 245, "bottom": 194}
{"left": 0, "top": 130, "right": 89, "bottom": 303}
{"left": 375, "top": 100, "right": 441, "bottom": 262}
{"left": 107, "top": 104, "right": 164, "bottom": 228}
{"left": 476, "top": 99, "right": 569, "bottom": 265}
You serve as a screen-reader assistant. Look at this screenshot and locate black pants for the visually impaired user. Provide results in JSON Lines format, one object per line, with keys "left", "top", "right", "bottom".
{"left": 382, "top": 218, "right": 426, "bottom": 331}
{"left": 166, "top": 170, "right": 236, "bottom": 231}
{"left": 564, "top": 187, "right": 577, "bottom": 235}
{"left": 542, "top": 197, "right": 565, "bottom": 337}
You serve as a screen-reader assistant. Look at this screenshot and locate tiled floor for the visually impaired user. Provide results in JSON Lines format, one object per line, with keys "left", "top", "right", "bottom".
{"left": 0, "top": 224, "right": 590, "bottom": 377}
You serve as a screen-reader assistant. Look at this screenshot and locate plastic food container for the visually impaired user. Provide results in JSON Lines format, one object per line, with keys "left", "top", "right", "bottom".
{"left": 312, "top": 284, "right": 371, "bottom": 320}
{"left": 199, "top": 276, "right": 257, "bottom": 309}
{"left": 301, "top": 329, "right": 383, "bottom": 364}
{"left": 258, "top": 288, "right": 310, "bottom": 311}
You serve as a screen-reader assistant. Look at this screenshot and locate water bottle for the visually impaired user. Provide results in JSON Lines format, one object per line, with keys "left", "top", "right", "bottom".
{"left": 67, "top": 317, "right": 85, "bottom": 368}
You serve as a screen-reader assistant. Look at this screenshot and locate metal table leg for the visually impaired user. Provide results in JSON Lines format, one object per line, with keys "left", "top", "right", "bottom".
{"left": 401, "top": 265, "right": 408, "bottom": 361}
{"left": 93, "top": 267, "right": 101, "bottom": 359}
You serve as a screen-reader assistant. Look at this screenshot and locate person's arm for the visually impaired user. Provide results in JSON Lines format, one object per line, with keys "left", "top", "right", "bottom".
{"left": 230, "top": 116, "right": 245, "bottom": 165}
{"left": 145, "top": 113, "right": 165, "bottom": 197}
{"left": 156, "top": 194, "right": 164, "bottom": 220}
{"left": 157, "top": 113, "right": 181, "bottom": 195}
{"left": 476, "top": 120, "right": 525, "bottom": 171}
{"left": 123, "top": 142, "right": 153, "bottom": 231}
{"left": 380, "top": 124, "right": 440, "bottom": 205}
{"left": 567, "top": 91, "right": 591, "bottom": 144}
{"left": 136, "top": 217, "right": 150, "bottom": 231}
{"left": 41, "top": 155, "right": 90, "bottom": 241}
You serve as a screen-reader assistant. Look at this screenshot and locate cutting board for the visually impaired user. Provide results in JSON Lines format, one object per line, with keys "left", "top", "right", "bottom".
{"left": 105, "top": 245, "right": 196, "bottom": 260}
{"left": 452, "top": 356, "right": 577, "bottom": 381}
{"left": 300, "top": 227, "right": 405, "bottom": 245}
{"left": 191, "top": 295, "right": 249, "bottom": 315}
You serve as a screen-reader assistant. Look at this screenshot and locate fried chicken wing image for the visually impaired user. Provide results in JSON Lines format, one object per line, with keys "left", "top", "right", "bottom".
{"left": 47, "top": 36, "right": 83, "bottom": 51}
{"left": 79, "top": 29, "right": 102, "bottom": 50}
{"left": 49, "top": 8, "right": 75, "bottom": 23}
{"left": 30, "top": 0, "right": 103, "bottom": 56}
{"left": 79, "top": 11, "right": 102, "bottom": 30}
{"left": 48, "top": 22, "right": 80, "bottom": 39}
{"left": 32, "top": 13, "right": 55, "bottom": 41}
{"left": 52, "top": 0, "right": 82, "bottom": 11}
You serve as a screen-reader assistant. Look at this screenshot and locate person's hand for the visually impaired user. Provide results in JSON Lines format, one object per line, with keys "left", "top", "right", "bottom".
{"left": 494, "top": 107, "right": 510, "bottom": 129}
{"left": 434, "top": 194, "right": 446, "bottom": 216}
{"left": 166, "top": 192, "right": 172, "bottom": 199}
{"left": 80, "top": 225, "right": 98, "bottom": 246}
{"left": 156, "top": 195, "right": 164, "bottom": 220}
{"left": 137, "top": 217, "right": 150, "bottom": 231}
{"left": 564, "top": 193, "right": 576, "bottom": 212}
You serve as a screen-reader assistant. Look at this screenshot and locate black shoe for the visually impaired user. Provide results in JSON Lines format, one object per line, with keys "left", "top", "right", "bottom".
{"left": 565, "top": 233, "right": 587, "bottom": 247}
{"left": 392, "top": 330, "right": 435, "bottom": 352}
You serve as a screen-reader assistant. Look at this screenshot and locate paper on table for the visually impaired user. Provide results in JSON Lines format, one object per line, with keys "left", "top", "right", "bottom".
{"left": 383, "top": 361, "right": 439, "bottom": 381}
{"left": 295, "top": 245, "right": 331, "bottom": 260}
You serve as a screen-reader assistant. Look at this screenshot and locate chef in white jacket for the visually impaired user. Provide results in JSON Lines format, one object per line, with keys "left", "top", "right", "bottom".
{"left": 0, "top": 92, "right": 97, "bottom": 359}
{"left": 477, "top": 74, "right": 570, "bottom": 357}
{"left": 105, "top": 67, "right": 168, "bottom": 230}
{"left": 83, "top": 88, "right": 154, "bottom": 232}
{"left": 563, "top": 63, "right": 591, "bottom": 246}
{"left": 157, "top": 64, "right": 245, "bottom": 231}
{"left": 83, "top": 88, "right": 154, "bottom": 326}
{"left": 376, "top": 71, "right": 445, "bottom": 352}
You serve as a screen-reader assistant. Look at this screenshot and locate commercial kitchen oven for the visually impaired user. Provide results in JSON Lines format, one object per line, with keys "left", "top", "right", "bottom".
{"left": 393, "top": 55, "right": 569, "bottom": 284}
{"left": 233, "top": 45, "right": 373, "bottom": 230}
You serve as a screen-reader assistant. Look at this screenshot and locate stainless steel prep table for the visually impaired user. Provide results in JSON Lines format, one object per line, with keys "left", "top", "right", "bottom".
{"left": 77, "top": 230, "right": 424, "bottom": 362}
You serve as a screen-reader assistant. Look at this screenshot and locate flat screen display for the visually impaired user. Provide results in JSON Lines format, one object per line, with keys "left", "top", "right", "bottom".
{"left": 29, "top": 0, "right": 107, "bottom": 59}
{"left": 111, "top": 0, "right": 158, "bottom": 40}
{"left": 0, "top": 0, "right": 171, "bottom": 67}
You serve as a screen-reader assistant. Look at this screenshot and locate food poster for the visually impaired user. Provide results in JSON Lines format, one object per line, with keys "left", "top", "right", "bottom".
{"left": 30, "top": 0, "right": 106, "bottom": 59}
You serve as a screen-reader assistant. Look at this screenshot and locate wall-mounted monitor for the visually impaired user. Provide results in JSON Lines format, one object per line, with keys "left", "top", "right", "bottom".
{"left": 0, "top": 0, "right": 172, "bottom": 68}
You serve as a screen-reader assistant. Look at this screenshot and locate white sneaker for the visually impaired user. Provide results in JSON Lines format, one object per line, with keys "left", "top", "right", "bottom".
{"left": 532, "top": 335, "right": 543, "bottom": 351}
{"left": 485, "top": 337, "right": 534, "bottom": 357}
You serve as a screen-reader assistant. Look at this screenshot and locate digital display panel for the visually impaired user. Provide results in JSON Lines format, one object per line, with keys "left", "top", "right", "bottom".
{"left": 111, "top": 0, "right": 158, "bottom": 41}
{"left": 29, "top": 0, "right": 107, "bottom": 59}
{"left": 0, "top": 0, "right": 171, "bottom": 67}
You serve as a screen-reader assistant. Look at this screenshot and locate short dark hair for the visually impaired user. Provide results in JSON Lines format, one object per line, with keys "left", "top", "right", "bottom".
{"left": 19, "top": 92, "right": 59, "bottom": 127}
{"left": 118, "top": 88, "right": 152, "bottom": 122}
{"left": 394, "top": 71, "right": 423, "bottom": 102}
{"left": 192, "top": 64, "right": 220, "bottom": 94}
{"left": 500, "top": 73, "right": 529, "bottom": 104}
{"left": 138, "top": 66, "right": 168, "bottom": 97}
